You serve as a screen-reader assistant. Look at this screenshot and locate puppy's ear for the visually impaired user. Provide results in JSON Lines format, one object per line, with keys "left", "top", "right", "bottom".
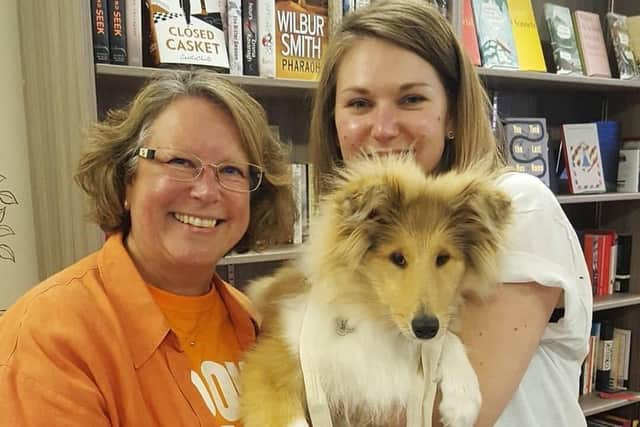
{"left": 447, "top": 173, "right": 513, "bottom": 278}
{"left": 334, "top": 178, "right": 403, "bottom": 239}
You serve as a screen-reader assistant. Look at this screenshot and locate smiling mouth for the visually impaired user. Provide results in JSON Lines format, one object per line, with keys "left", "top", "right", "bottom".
{"left": 173, "top": 213, "right": 219, "bottom": 228}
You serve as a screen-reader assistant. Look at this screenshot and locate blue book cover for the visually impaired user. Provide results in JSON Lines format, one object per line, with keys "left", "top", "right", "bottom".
{"left": 472, "top": 0, "right": 519, "bottom": 69}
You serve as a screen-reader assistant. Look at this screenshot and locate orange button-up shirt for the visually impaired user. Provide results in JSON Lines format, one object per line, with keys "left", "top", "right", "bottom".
{"left": 0, "top": 233, "right": 257, "bottom": 426}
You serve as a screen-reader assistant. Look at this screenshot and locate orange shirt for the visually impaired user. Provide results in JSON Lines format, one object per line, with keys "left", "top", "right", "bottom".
{"left": 147, "top": 284, "right": 244, "bottom": 426}
{"left": 0, "top": 233, "right": 257, "bottom": 426}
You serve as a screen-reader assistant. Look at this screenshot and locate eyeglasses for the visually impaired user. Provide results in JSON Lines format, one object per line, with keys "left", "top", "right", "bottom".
{"left": 137, "top": 147, "right": 263, "bottom": 193}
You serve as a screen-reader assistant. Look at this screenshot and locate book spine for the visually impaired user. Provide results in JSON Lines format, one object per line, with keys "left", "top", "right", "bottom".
{"left": 91, "top": 0, "right": 111, "bottom": 63}
{"left": 595, "top": 320, "right": 614, "bottom": 391}
{"left": 126, "top": 0, "right": 143, "bottom": 66}
{"left": 108, "top": 0, "right": 128, "bottom": 65}
{"left": 227, "top": 0, "right": 243, "bottom": 75}
{"left": 242, "top": 0, "right": 259, "bottom": 75}
{"left": 257, "top": 0, "right": 276, "bottom": 78}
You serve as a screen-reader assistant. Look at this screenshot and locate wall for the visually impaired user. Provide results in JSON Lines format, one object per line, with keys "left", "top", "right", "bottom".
{"left": 0, "top": 0, "right": 39, "bottom": 310}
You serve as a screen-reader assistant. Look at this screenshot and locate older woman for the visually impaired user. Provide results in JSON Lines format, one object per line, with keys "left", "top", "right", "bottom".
{"left": 0, "top": 70, "right": 293, "bottom": 426}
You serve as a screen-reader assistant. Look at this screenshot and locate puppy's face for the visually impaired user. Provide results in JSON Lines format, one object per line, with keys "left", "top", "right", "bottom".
{"left": 322, "top": 156, "right": 512, "bottom": 340}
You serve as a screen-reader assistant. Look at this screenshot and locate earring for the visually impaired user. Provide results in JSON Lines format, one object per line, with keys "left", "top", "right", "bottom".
{"left": 446, "top": 130, "right": 455, "bottom": 140}
{"left": 124, "top": 200, "right": 130, "bottom": 210}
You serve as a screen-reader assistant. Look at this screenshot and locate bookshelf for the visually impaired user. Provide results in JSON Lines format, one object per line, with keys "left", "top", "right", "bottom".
{"left": 14, "top": 0, "right": 640, "bottom": 423}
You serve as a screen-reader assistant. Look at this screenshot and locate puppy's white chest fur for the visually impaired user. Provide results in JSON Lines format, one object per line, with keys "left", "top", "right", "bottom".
{"left": 279, "top": 293, "right": 421, "bottom": 418}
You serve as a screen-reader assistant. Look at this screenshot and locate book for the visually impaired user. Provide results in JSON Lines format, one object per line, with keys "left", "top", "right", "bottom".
{"left": 606, "top": 13, "right": 638, "bottom": 80}
{"left": 507, "top": 0, "right": 546, "bottom": 72}
{"left": 595, "top": 320, "right": 614, "bottom": 392}
{"left": 502, "top": 118, "right": 550, "bottom": 187}
{"left": 574, "top": 10, "right": 612, "bottom": 77}
{"left": 147, "top": 0, "right": 230, "bottom": 71}
{"left": 108, "top": 0, "right": 128, "bottom": 65}
{"left": 258, "top": 0, "right": 276, "bottom": 77}
{"left": 91, "top": 0, "right": 110, "bottom": 64}
{"left": 617, "top": 146, "right": 640, "bottom": 192}
{"left": 274, "top": 0, "right": 329, "bottom": 80}
{"left": 615, "top": 233, "right": 633, "bottom": 293}
{"left": 596, "top": 121, "right": 620, "bottom": 190}
{"left": 471, "top": 0, "right": 519, "bottom": 70}
{"left": 544, "top": 3, "right": 583, "bottom": 75}
{"left": 626, "top": 15, "right": 640, "bottom": 69}
{"left": 461, "top": 0, "right": 481, "bottom": 66}
{"left": 126, "top": 0, "right": 143, "bottom": 66}
{"left": 242, "top": 0, "right": 259, "bottom": 76}
{"left": 561, "top": 123, "right": 606, "bottom": 193}
{"left": 227, "top": 0, "right": 243, "bottom": 75}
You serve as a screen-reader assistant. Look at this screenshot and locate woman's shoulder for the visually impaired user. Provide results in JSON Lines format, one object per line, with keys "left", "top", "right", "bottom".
{"left": 0, "top": 252, "right": 108, "bottom": 364}
{"left": 494, "top": 172, "right": 559, "bottom": 214}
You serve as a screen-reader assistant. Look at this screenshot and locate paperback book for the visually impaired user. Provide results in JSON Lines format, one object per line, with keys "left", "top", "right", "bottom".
{"left": 471, "top": 0, "right": 519, "bottom": 70}
{"left": 544, "top": 3, "right": 583, "bottom": 75}
{"left": 147, "top": 0, "right": 230, "bottom": 71}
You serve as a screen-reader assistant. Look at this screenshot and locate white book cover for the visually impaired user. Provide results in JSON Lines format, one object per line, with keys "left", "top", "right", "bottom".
{"left": 258, "top": 0, "right": 276, "bottom": 78}
{"left": 561, "top": 123, "right": 606, "bottom": 194}
{"left": 227, "top": 0, "right": 243, "bottom": 75}
{"left": 149, "top": 0, "right": 229, "bottom": 69}
{"left": 126, "top": 0, "right": 143, "bottom": 66}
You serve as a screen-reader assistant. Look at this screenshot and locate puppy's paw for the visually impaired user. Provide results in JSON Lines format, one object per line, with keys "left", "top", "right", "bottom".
{"left": 438, "top": 374, "right": 481, "bottom": 427}
{"left": 437, "top": 332, "right": 481, "bottom": 427}
{"left": 286, "top": 418, "right": 309, "bottom": 427}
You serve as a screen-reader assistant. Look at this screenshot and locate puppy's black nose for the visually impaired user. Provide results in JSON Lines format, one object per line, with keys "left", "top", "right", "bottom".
{"left": 411, "top": 316, "right": 439, "bottom": 339}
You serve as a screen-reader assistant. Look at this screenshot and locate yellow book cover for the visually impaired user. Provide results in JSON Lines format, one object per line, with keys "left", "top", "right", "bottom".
{"left": 275, "top": 0, "right": 329, "bottom": 80}
{"left": 507, "top": 0, "right": 546, "bottom": 72}
{"left": 626, "top": 15, "right": 640, "bottom": 69}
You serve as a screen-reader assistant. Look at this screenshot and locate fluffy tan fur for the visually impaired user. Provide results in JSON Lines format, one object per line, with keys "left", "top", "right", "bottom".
{"left": 240, "top": 155, "right": 513, "bottom": 427}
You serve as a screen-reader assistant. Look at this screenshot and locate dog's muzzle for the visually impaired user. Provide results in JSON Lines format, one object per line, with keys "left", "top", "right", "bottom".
{"left": 411, "top": 315, "right": 439, "bottom": 339}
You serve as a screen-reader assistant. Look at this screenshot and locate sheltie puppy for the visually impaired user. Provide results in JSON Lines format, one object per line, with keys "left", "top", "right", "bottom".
{"left": 240, "top": 155, "right": 513, "bottom": 427}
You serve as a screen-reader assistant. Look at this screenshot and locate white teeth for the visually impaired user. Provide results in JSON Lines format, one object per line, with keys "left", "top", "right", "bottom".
{"left": 173, "top": 213, "right": 218, "bottom": 228}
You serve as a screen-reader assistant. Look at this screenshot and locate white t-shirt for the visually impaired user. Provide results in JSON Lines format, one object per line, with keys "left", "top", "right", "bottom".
{"left": 494, "top": 173, "right": 593, "bottom": 427}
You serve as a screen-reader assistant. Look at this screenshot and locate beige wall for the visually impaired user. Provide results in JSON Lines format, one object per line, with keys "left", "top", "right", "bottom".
{"left": 0, "top": 0, "right": 39, "bottom": 309}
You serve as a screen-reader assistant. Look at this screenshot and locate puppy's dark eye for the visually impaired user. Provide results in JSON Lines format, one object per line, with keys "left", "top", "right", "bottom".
{"left": 435, "top": 252, "right": 450, "bottom": 267}
{"left": 390, "top": 251, "right": 407, "bottom": 268}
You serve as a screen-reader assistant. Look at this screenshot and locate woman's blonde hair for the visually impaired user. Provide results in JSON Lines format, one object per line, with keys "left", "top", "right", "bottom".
{"left": 309, "top": 0, "right": 503, "bottom": 194}
{"left": 76, "top": 69, "right": 294, "bottom": 250}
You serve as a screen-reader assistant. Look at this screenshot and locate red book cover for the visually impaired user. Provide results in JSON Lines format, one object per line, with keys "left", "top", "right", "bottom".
{"left": 462, "top": 0, "right": 481, "bottom": 66}
{"left": 583, "top": 234, "right": 598, "bottom": 295}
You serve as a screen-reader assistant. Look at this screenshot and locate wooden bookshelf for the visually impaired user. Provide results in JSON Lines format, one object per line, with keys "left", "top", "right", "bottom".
{"left": 580, "top": 391, "right": 640, "bottom": 417}
{"left": 219, "top": 245, "right": 302, "bottom": 266}
{"left": 594, "top": 294, "right": 640, "bottom": 312}
{"left": 557, "top": 193, "right": 640, "bottom": 204}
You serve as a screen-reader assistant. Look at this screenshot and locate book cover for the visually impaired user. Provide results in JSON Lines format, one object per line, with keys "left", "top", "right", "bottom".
{"left": 461, "top": 0, "right": 481, "bottom": 66}
{"left": 544, "top": 3, "right": 583, "bottom": 76}
{"left": 502, "top": 117, "right": 550, "bottom": 187}
{"left": 615, "top": 233, "right": 632, "bottom": 293}
{"left": 126, "top": 0, "right": 143, "bottom": 66}
{"left": 625, "top": 15, "right": 640, "bottom": 69}
{"left": 471, "top": 0, "right": 519, "bottom": 70}
{"left": 574, "top": 10, "right": 612, "bottom": 78}
{"left": 506, "top": 0, "right": 546, "bottom": 72}
{"left": 275, "top": 0, "right": 328, "bottom": 80}
{"left": 561, "top": 123, "right": 606, "bottom": 193}
{"left": 227, "top": 0, "right": 243, "bottom": 75}
{"left": 242, "top": 0, "right": 259, "bottom": 75}
{"left": 258, "top": 0, "right": 276, "bottom": 77}
{"left": 147, "top": 0, "right": 230, "bottom": 71}
{"left": 109, "top": 0, "right": 128, "bottom": 64}
{"left": 606, "top": 13, "right": 638, "bottom": 80}
{"left": 91, "top": 0, "right": 110, "bottom": 64}
{"left": 617, "top": 147, "right": 640, "bottom": 192}
{"left": 595, "top": 320, "right": 614, "bottom": 392}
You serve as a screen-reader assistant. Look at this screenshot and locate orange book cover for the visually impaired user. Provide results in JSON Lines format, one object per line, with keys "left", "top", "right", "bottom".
{"left": 574, "top": 10, "right": 612, "bottom": 77}
{"left": 461, "top": 0, "right": 481, "bottom": 65}
{"left": 275, "top": 0, "right": 329, "bottom": 80}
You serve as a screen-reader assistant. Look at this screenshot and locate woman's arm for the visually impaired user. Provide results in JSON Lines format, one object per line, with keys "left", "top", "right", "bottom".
{"left": 433, "top": 281, "right": 562, "bottom": 427}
